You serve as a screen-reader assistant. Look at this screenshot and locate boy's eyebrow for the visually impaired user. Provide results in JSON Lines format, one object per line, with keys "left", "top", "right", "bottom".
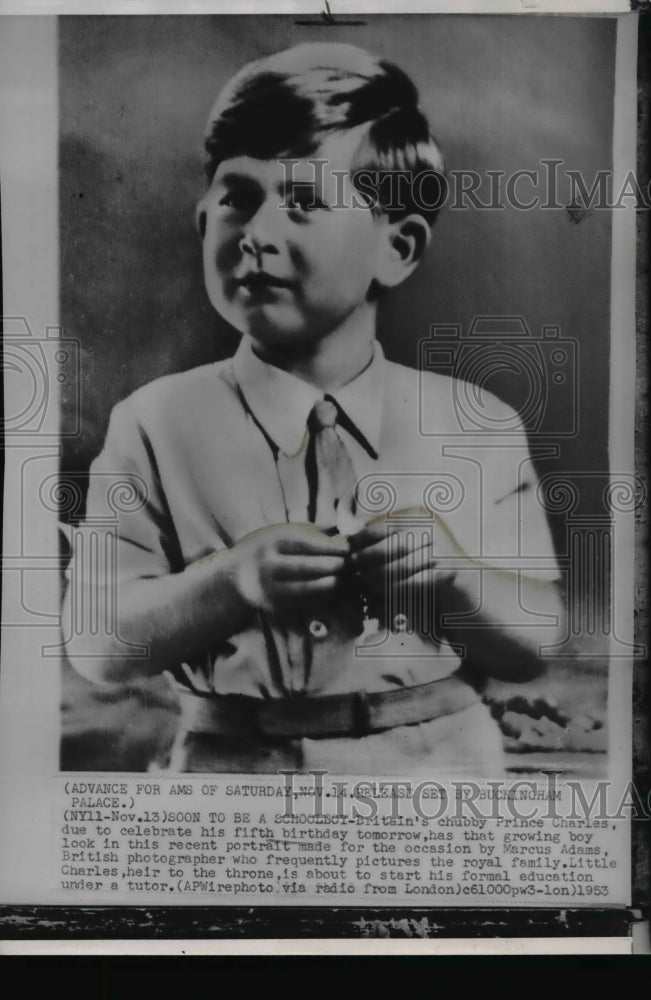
{"left": 215, "top": 171, "right": 261, "bottom": 189}
{"left": 213, "top": 170, "right": 323, "bottom": 199}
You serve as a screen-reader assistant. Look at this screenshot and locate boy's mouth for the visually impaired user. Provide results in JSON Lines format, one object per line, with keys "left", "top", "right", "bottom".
{"left": 236, "top": 271, "right": 293, "bottom": 292}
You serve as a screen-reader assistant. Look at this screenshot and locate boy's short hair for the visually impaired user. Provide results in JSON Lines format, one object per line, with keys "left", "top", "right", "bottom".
{"left": 204, "top": 42, "right": 446, "bottom": 226}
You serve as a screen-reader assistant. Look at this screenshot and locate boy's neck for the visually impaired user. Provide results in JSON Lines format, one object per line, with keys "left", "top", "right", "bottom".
{"left": 250, "top": 302, "right": 377, "bottom": 391}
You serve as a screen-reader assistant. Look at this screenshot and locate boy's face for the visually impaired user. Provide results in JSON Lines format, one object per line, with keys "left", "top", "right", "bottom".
{"left": 199, "top": 131, "right": 389, "bottom": 351}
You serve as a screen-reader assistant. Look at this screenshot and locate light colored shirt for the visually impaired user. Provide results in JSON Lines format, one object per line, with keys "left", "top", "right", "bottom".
{"left": 78, "top": 336, "right": 560, "bottom": 704}
{"left": 234, "top": 336, "right": 383, "bottom": 533}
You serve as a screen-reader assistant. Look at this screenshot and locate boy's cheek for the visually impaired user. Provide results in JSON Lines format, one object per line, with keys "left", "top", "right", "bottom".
{"left": 202, "top": 251, "right": 236, "bottom": 310}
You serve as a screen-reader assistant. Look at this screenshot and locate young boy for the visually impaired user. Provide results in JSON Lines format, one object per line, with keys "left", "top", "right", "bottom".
{"left": 65, "top": 42, "right": 563, "bottom": 775}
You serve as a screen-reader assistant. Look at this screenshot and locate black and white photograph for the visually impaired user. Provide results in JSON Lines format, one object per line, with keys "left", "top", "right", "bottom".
{"left": 54, "top": 14, "right": 626, "bottom": 778}
{"left": 0, "top": 2, "right": 644, "bottom": 947}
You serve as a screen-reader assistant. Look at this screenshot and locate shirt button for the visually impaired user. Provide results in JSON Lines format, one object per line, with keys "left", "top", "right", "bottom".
{"left": 392, "top": 613, "right": 409, "bottom": 633}
{"left": 308, "top": 619, "right": 329, "bottom": 639}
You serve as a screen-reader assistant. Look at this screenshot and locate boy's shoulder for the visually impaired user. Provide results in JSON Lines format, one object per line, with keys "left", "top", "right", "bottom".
{"left": 114, "top": 359, "right": 239, "bottom": 426}
{"left": 383, "top": 357, "right": 521, "bottom": 431}
{"left": 111, "top": 353, "right": 522, "bottom": 438}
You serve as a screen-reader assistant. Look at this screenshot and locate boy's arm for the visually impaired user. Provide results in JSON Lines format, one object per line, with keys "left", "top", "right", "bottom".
{"left": 62, "top": 396, "right": 246, "bottom": 685}
{"left": 65, "top": 545, "right": 250, "bottom": 685}
{"left": 351, "top": 413, "right": 565, "bottom": 682}
{"left": 435, "top": 415, "right": 566, "bottom": 680}
{"left": 64, "top": 399, "right": 347, "bottom": 686}
{"left": 351, "top": 512, "right": 564, "bottom": 682}
{"left": 67, "top": 523, "right": 348, "bottom": 686}
{"left": 429, "top": 514, "right": 565, "bottom": 682}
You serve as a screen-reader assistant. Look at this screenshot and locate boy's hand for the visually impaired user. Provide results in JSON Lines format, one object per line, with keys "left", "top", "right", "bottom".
{"left": 349, "top": 507, "right": 448, "bottom": 599}
{"left": 231, "top": 522, "right": 350, "bottom": 615}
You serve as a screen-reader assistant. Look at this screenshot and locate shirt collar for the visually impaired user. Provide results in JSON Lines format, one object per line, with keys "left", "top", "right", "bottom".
{"left": 232, "top": 336, "right": 385, "bottom": 458}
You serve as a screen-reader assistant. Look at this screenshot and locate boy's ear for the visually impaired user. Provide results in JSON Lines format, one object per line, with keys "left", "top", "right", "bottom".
{"left": 196, "top": 201, "right": 207, "bottom": 241}
{"left": 375, "top": 214, "right": 431, "bottom": 289}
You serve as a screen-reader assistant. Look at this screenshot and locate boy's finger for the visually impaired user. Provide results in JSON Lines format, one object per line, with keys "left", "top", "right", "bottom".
{"left": 277, "top": 532, "right": 350, "bottom": 557}
{"left": 386, "top": 549, "right": 437, "bottom": 582}
{"left": 350, "top": 508, "right": 436, "bottom": 551}
{"left": 352, "top": 533, "right": 432, "bottom": 568}
{"left": 356, "top": 547, "right": 436, "bottom": 583}
{"left": 348, "top": 521, "right": 390, "bottom": 551}
{"left": 275, "top": 555, "right": 347, "bottom": 580}
{"left": 282, "top": 576, "right": 340, "bottom": 597}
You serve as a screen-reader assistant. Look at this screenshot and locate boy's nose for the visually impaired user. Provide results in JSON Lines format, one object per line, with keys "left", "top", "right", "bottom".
{"left": 239, "top": 201, "right": 281, "bottom": 257}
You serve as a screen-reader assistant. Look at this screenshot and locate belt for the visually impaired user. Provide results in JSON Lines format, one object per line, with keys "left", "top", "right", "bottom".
{"left": 177, "top": 671, "right": 480, "bottom": 740}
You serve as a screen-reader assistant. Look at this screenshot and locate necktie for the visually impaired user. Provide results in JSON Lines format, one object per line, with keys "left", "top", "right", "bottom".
{"left": 305, "top": 395, "right": 381, "bottom": 636}
{"left": 305, "top": 396, "right": 361, "bottom": 531}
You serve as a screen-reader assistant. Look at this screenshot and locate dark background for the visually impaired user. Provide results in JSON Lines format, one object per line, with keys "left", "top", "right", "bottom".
{"left": 59, "top": 14, "right": 615, "bottom": 503}
{"left": 58, "top": 14, "right": 616, "bottom": 771}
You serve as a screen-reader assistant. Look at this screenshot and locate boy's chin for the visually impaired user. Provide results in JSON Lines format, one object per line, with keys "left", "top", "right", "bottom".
{"left": 239, "top": 316, "right": 319, "bottom": 354}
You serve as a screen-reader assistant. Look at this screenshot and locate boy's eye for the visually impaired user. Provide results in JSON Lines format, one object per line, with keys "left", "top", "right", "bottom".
{"left": 285, "top": 186, "right": 327, "bottom": 212}
{"left": 218, "top": 190, "right": 257, "bottom": 211}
